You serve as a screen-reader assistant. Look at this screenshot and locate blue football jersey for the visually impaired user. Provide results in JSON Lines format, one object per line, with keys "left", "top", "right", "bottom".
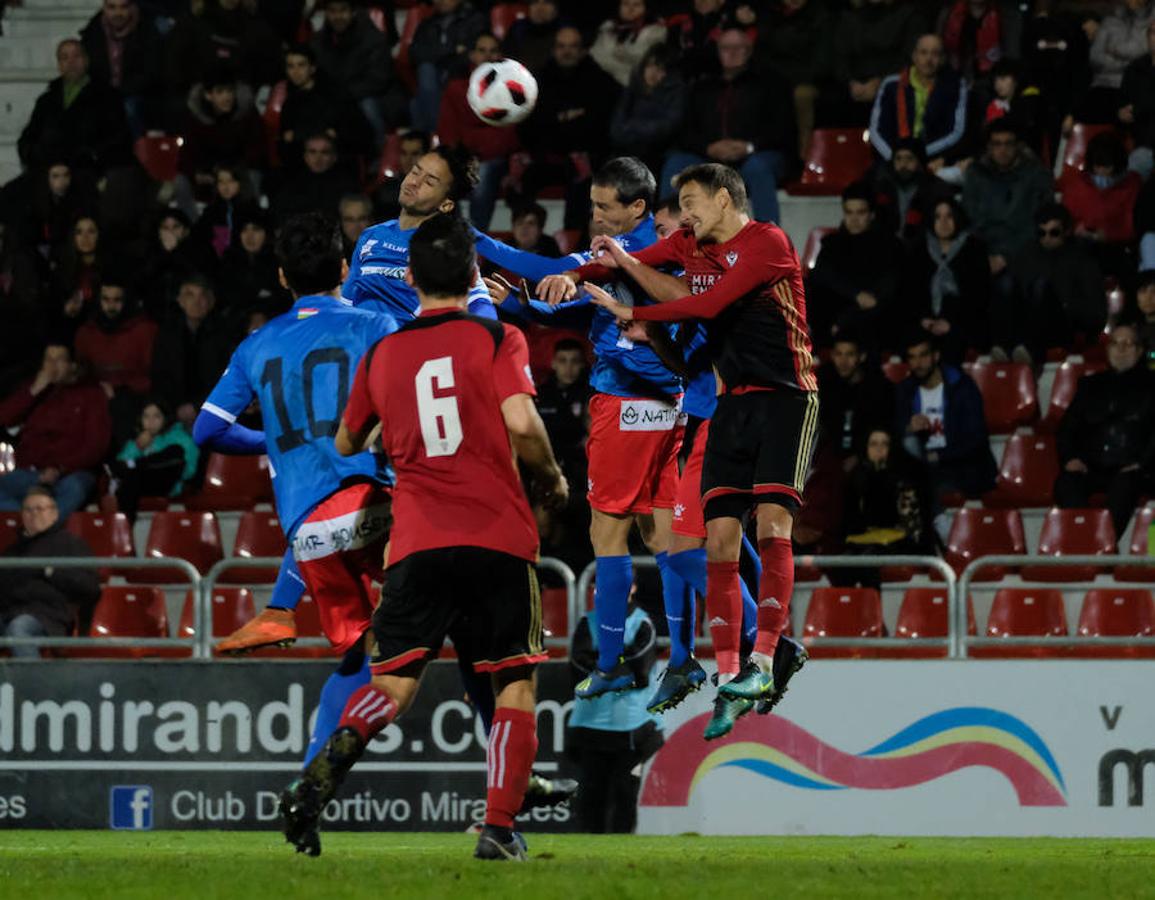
{"left": 343, "top": 219, "right": 495, "bottom": 322}
{"left": 680, "top": 323, "right": 718, "bottom": 420}
{"left": 201, "top": 294, "right": 397, "bottom": 536}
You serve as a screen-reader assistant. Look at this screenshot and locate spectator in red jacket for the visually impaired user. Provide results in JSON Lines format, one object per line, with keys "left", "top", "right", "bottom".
{"left": 0, "top": 343, "right": 112, "bottom": 517}
{"left": 74, "top": 277, "right": 157, "bottom": 398}
{"left": 438, "top": 32, "right": 520, "bottom": 229}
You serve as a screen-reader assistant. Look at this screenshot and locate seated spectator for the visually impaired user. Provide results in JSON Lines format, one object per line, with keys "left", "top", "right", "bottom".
{"left": 1055, "top": 322, "right": 1155, "bottom": 539}
{"left": 659, "top": 27, "right": 794, "bottom": 223}
{"left": 372, "top": 130, "right": 432, "bottom": 221}
{"left": 409, "top": 0, "right": 488, "bottom": 133}
{"left": 590, "top": 0, "right": 667, "bottom": 87}
{"left": 817, "top": 332, "right": 895, "bottom": 464}
{"left": 984, "top": 60, "right": 1045, "bottom": 156}
{"left": 503, "top": 0, "right": 563, "bottom": 74}
{"left": 1118, "top": 20, "right": 1155, "bottom": 178}
{"left": 1081, "top": 0, "right": 1154, "bottom": 123}
{"left": 901, "top": 198, "right": 992, "bottom": 364}
{"left": 48, "top": 214, "right": 105, "bottom": 320}
{"left": 13, "top": 160, "right": 98, "bottom": 255}
{"left": 871, "top": 137, "right": 954, "bottom": 239}
{"left": 270, "top": 133, "right": 362, "bottom": 225}
{"left": 512, "top": 203, "right": 562, "bottom": 256}
{"left": 961, "top": 119, "right": 1052, "bottom": 280}
{"left": 820, "top": 0, "right": 924, "bottom": 128}
{"left": 178, "top": 67, "right": 266, "bottom": 206}
{"left": 80, "top": 0, "right": 165, "bottom": 135}
{"left": 894, "top": 330, "right": 996, "bottom": 532}
{"left": 756, "top": 0, "right": 832, "bottom": 158}
{"left": 1131, "top": 269, "right": 1155, "bottom": 358}
{"left": 135, "top": 210, "right": 214, "bottom": 321}
{"left": 938, "top": 0, "right": 1018, "bottom": 85}
{"left": 18, "top": 39, "right": 133, "bottom": 180}
{"left": 518, "top": 27, "right": 620, "bottom": 228}
{"left": 870, "top": 34, "right": 968, "bottom": 168}
{"left": 807, "top": 182, "right": 902, "bottom": 350}
{"left": 109, "top": 400, "right": 199, "bottom": 520}
{"left": 279, "top": 44, "right": 373, "bottom": 172}
{"left": 609, "top": 42, "right": 686, "bottom": 175}
{"left": 190, "top": 163, "right": 261, "bottom": 262}
{"left": 150, "top": 276, "right": 234, "bottom": 428}
{"left": 1059, "top": 130, "right": 1143, "bottom": 278}
{"left": 437, "top": 32, "right": 521, "bottom": 230}
{"left": 338, "top": 194, "right": 374, "bottom": 258}
{"left": 311, "top": 0, "right": 407, "bottom": 148}
{"left": 665, "top": 0, "right": 725, "bottom": 80}
{"left": 0, "top": 344, "right": 112, "bottom": 518}
{"left": 993, "top": 202, "right": 1105, "bottom": 365}
{"left": 165, "top": 0, "right": 282, "bottom": 104}
{"left": 0, "top": 486, "right": 99, "bottom": 657}
{"left": 217, "top": 209, "right": 288, "bottom": 316}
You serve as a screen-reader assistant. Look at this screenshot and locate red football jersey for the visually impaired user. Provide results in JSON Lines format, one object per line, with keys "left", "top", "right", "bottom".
{"left": 343, "top": 309, "right": 540, "bottom": 565}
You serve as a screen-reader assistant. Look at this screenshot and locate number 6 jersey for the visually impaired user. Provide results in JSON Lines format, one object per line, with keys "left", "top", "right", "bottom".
{"left": 201, "top": 293, "right": 398, "bottom": 537}
{"left": 342, "top": 308, "right": 540, "bottom": 566}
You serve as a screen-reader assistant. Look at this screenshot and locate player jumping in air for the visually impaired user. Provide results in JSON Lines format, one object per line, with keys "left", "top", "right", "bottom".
{"left": 280, "top": 215, "right": 568, "bottom": 861}
{"left": 540, "top": 164, "right": 818, "bottom": 740}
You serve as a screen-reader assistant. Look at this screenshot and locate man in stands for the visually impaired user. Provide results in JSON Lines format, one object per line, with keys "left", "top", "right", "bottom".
{"left": 818, "top": 332, "right": 895, "bottom": 467}
{"left": 0, "top": 344, "right": 111, "bottom": 518}
{"left": 79, "top": 0, "right": 164, "bottom": 135}
{"left": 271, "top": 132, "right": 361, "bottom": 225}
{"left": 872, "top": 138, "right": 954, "bottom": 240}
{"left": 1055, "top": 323, "right": 1155, "bottom": 540}
{"left": 337, "top": 194, "right": 373, "bottom": 259}
{"left": 409, "top": 0, "right": 488, "bottom": 132}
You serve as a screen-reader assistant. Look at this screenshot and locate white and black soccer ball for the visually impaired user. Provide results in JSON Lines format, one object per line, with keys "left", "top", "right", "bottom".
{"left": 466, "top": 59, "right": 538, "bottom": 127}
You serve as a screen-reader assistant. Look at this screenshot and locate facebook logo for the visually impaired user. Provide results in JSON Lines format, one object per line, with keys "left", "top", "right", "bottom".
{"left": 110, "top": 786, "right": 154, "bottom": 830}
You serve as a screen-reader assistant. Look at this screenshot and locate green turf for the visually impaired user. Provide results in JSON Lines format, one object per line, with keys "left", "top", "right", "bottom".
{"left": 1, "top": 832, "right": 1154, "bottom": 899}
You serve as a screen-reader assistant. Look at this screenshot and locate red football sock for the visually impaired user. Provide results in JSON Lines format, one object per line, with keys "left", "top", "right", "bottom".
{"left": 706, "top": 560, "right": 743, "bottom": 677}
{"left": 338, "top": 684, "right": 397, "bottom": 743}
{"left": 485, "top": 708, "right": 537, "bottom": 829}
{"left": 754, "top": 537, "right": 795, "bottom": 657}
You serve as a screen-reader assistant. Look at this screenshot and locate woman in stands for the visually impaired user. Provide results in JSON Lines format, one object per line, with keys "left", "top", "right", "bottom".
{"left": 590, "top": 0, "right": 668, "bottom": 87}
{"left": 109, "top": 399, "right": 200, "bottom": 521}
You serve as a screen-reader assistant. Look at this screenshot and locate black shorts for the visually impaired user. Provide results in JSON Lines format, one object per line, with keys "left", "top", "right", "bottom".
{"left": 700, "top": 388, "right": 820, "bottom": 521}
{"left": 370, "top": 546, "right": 548, "bottom": 675}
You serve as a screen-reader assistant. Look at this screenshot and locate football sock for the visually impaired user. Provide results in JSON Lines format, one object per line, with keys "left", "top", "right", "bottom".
{"left": 593, "top": 555, "right": 633, "bottom": 672}
{"left": 303, "top": 649, "right": 369, "bottom": 766}
{"left": 337, "top": 683, "right": 397, "bottom": 744}
{"left": 485, "top": 708, "right": 537, "bottom": 829}
{"left": 457, "top": 657, "right": 495, "bottom": 736}
{"left": 754, "top": 537, "right": 795, "bottom": 660}
{"left": 706, "top": 560, "right": 743, "bottom": 680}
{"left": 656, "top": 551, "right": 694, "bottom": 667}
{"left": 268, "top": 548, "right": 306, "bottom": 611}
{"left": 739, "top": 579, "right": 758, "bottom": 658}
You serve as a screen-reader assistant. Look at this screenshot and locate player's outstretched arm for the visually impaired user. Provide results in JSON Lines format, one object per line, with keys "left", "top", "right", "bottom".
{"left": 473, "top": 229, "right": 581, "bottom": 281}
{"left": 588, "top": 235, "right": 690, "bottom": 304}
{"left": 501, "top": 393, "right": 568, "bottom": 510}
{"left": 193, "top": 406, "right": 266, "bottom": 455}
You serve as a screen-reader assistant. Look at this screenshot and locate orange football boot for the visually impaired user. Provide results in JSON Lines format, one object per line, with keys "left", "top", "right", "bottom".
{"left": 216, "top": 608, "right": 297, "bottom": 654}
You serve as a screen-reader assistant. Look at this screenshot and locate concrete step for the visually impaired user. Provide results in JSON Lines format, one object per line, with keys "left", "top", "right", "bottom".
{"left": 0, "top": 138, "right": 22, "bottom": 186}
{"left": 0, "top": 36, "right": 66, "bottom": 71}
{"left": 2, "top": 5, "right": 93, "bottom": 37}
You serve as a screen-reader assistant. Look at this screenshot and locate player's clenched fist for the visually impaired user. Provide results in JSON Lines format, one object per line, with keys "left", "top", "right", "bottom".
{"left": 537, "top": 273, "right": 578, "bottom": 305}
{"left": 588, "top": 234, "right": 633, "bottom": 270}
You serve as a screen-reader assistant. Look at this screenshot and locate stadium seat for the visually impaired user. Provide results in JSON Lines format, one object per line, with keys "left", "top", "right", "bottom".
{"left": 789, "top": 128, "right": 871, "bottom": 196}
{"left": 1021, "top": 507, "right": 1116, "bottom": 582}
{"left": 134, "top": 134, "right": 181, "bottom": 182}
{"left": 800, "top": 226, "right": 835, "bottom": 271}
{"left": 0, "top": 513, "right": 20, "bottom": 551}
{"left": 218, "top": 511, "right": 286, "bottom": 584}
{"left": 983, "top": 433, "right": 1059, "bottom": 508}
{"left": 184, "top": 453, "right": 273, "bottom": 511}
{"left": 1063, "top": 123, "right": 1125, "bottom": 174}
{"left": 1039, "top": 358, "right": 1104, "bottom": 431}
{"left": 133, "top": 512, "right": 224, "bottom": 583}
{"left": 891, "top": 587, "right": 977, "bottom": 657}
{"left": 395, "top": 5, "right": 434, "bottom": 91}
{"left": 263, "top": 79, "right": 288, "bottom": 167}
{"left": 1078, "top": 588, "right": 1155, "bottom": 636}
{"left": 1115, "top": 506, "right": 1155, "bottom": 582}
{"left": 962, "top": 362, "right": 1038, "bottom": 434}
{"left": 76, "top": 586, "right": 171, "bottom": 658}
{"left": 881, "top": 357, "right": 909, "bottom": 384}
{"left": 970, "top": 587, "right": 1068, "bottom": 657}
{"left": 554, "top": 229, "right": 582, "bottom": 256}
{"left": 66, "top": 512, "right": 135, "bottom": 580}
{"left": 944, "top": 508, "right": 1026, "bottom": 580}
{"left": 489, "top": 2, "right": 527, "bottom": 39}
{"left": 541, "top": 587, "right": 568, "bottom": 639}
{"left": 526, "top": 323, "right": 593, "bottom": 384}
{"left": 803, "top": 587, "right": 883, "bottom": 658}
{"left": 178, "top": 587, "right": 258, "bottom": 645}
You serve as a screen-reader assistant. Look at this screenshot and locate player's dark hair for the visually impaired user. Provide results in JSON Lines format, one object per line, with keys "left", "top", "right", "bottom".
{"left": 431, "top": 145, "right": 480, "bottom": 204}
{"left": 594, "top": 157, "right": 656, "bottom": 213}
{"left": 673, "top": 163, "right": 749, "bottom": 213}
{"left": 409, "top": 214, "right": 477, "bottom": 299}
{"left": 275, "top": 212, "right": 345, "bottom": 295}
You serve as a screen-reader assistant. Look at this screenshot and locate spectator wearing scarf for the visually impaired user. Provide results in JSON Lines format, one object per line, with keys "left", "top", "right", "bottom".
{"left": 591, "top": 0, "right": 668, "bottom": 86}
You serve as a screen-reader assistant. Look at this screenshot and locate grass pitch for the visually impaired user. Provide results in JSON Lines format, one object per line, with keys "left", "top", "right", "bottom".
{"left": 2, "top": 832, "right": 1153, "bottom": 899}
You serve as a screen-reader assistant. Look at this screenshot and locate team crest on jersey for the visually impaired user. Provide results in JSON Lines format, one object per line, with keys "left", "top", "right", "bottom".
{"left": 297, "top": 308, "right": 319, "bottom": 319}
{"left": 725, "top": 251, "right": 739, "bottom": 267}
{"left": 359, "top": 239, "right": 378, "bottom": 259}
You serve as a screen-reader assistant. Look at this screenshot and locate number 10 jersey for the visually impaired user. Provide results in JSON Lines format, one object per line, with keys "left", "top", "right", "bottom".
{"left": 342, "top": 308, "right": 540, "bottom": 567}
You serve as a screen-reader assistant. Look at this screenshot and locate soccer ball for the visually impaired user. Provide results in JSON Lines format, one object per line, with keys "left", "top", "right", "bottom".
{"left": 467, "top": 59, "right": 538, "bottom": 127}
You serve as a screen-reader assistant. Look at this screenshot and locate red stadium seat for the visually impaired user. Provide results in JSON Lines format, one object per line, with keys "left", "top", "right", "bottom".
{"left": 178, "top": 587, "right": 258, "bottom": 643}
{"left": 489, "top": 2, "right": 527, "bottom": 39}
{"left": 800, "top": 226, "right": 835, "bottom": 271}
{"left": 1039, "top": 359, "right": 1104, "bottom": 432}
{"left": 983, "top": 433, "right": 1059, "bottom": 508}
{"left": 789, "top": 128, "right": 871, "bottom": 196}
{"left": 891, "top": 587, "right": 976, "bottom": 657}
{"left": 373, "top": 131, "right": 404, "bottom": 186}
{"left": 263, "top": 79, "right": 288, "bottom": 167}
{"left": 881, "top": 357, "right": 909, "bottom": 384}
{"left": 66, "top": 512, "right": 135, "bottom": 580}
{"left": 134, "top": 134, "right": 181, "bottom": 182}
{"left": 541, "top": 587, "right": 568, "bottom": 639}
{"left": 220, "top": 511, "right": 286, "bottom": 584}
{"left": 395, "top": 5, "right": 434, "bottom": 92}
{"left": 1115, "top": 506, "right": 1155, "bottom": 582}
{"left": 944, "top": 508, "right": 1026, "bottom": 580}
{"left": 1078, "top": 588, "right": 1155, "bottom": 636}
{"left": 970, "top": 588, "right": 1068, "bottom": 657}
{"left": 803, "top": 587, "right": 883, "bottom": 657}
{"left": 133, "top": 512, "right": 224, "bottom": 583}
{"left": 0, "top": 513, "right": 20, "bottom": 551}
{"left": 185, "top": 453, "right": 273, "bottom": 511}
{"left": 79, "top": 586, "right": 171, "bottom": 658}
{"left": 962, "top": 362, "right": 1038, "bottom": 434}
{"left": 1021, "top": 507, "right": 1116, "bottom": 582}
{"left": 1063, "top": 123, "right": 1126, "bottom": 174}
{"left": 554, "top": 229, "right": 582, "bottom": 256}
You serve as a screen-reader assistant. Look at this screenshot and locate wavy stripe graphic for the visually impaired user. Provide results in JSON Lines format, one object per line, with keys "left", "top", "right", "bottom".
{"left": 640, "top": 708, "right": 1067, "bottom": 808}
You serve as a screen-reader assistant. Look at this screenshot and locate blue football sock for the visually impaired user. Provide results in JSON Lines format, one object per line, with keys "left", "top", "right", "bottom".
{"left": 667, "top": 547, "right": 707, "bottom": 596}
{"left": 268, "top": 549, "right": 306, "bottom": 611}
{"left": 303, "top": 648, "right": 369, "bottom": 766}
{"left": 456, "top": 657, "right": 495, "bottom": 736}
{"left": 657, "top": 550, "right": 694, "bottom": 666}
{"left": 593, "top": 555, "right": 633, "bottom": 671}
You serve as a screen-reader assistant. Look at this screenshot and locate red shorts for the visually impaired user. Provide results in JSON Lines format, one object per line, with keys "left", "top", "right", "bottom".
{"left": 586, "top": 393, "right": 683, "bottom": 515}
{"left": 292, "top": 482, "right": 391, "bottom": 654}
{"left": 672, "top": 418, "right": 710, "bottom": 539}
